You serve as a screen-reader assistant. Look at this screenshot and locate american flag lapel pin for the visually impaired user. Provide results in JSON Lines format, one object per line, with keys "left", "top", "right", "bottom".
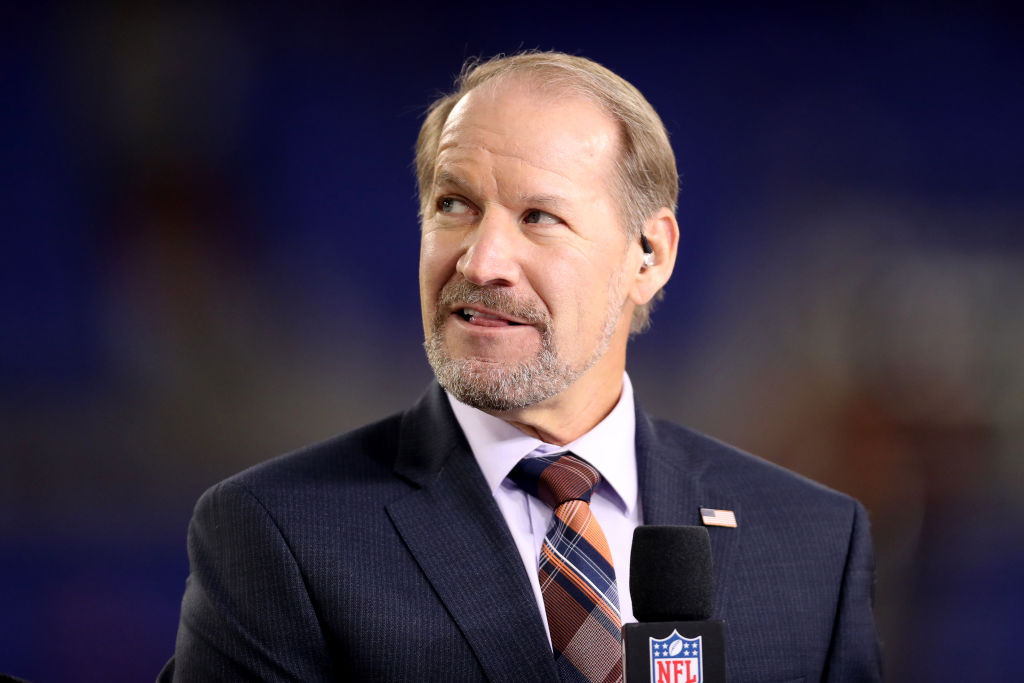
{"left": 700, "top": 507, "right": 737, "bottom": 528}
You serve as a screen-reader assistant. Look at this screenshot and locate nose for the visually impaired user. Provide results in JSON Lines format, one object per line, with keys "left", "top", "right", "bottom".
{"left": 456, "top": 210, "right": 521, "bottom": 287}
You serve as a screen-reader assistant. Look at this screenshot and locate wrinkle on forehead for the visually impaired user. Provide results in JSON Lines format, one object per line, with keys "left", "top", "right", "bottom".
{"left": 435, "top": 81, "right": 620, "bottom": 200}
{"left": 436, "top": 145, "right": 581, "bottom": 187}
{"left": 439, "top": 117, "right": 615, "bottom": 169}
{"left": 436, "top": 165, "right": 575, "bottom": 217}
{"left": 436, "top": 146, "right": 612, "bottom": 213}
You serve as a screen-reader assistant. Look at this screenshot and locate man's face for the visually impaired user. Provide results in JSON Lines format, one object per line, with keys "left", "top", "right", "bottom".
{"left": 419, "top": 79, "right": 635, "bottom": 412}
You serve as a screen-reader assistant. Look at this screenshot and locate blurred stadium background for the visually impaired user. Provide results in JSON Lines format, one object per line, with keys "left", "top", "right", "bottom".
{"left": 2, "top": 4, "right": 1022, "bottom": 681}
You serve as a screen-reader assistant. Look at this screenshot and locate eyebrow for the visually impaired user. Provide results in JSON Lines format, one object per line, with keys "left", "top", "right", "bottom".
{"left": 516, "top": 192, "right": 568, "bottom": 210}
{"left": 434, "top": 170, "right": 570, "bottom": 211}
{"left": 435, "top": 170, "right": 474, "bottom": 195}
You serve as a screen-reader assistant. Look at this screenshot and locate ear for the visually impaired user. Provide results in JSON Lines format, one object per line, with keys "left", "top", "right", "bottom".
{"left": 629, "top": 207, "right": 679, "bottom": 306}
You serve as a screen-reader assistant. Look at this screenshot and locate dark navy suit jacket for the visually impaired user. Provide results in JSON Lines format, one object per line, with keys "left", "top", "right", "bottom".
{"left": 161, "top": 384, "right": 881, "bottom": 682}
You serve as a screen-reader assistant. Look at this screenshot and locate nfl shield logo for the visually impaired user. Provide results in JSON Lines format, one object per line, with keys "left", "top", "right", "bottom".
{"left": 649, "top": 631, "right": 702, "bottom": 683}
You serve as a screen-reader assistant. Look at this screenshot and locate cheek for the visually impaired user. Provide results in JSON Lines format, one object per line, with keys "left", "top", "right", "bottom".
{"left": 541, "top": 251, "right": 627, "bottom": 336}
{"left": 533, "top": 260, "right": 592, "bottom": 336}
{"left": 418, "top": 232, "right": 464, "bottom": 329}
{"left": 419, "top": 234, "right": 456, "bottom": 293}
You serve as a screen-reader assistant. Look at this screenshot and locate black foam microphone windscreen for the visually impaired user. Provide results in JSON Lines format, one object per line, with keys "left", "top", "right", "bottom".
{"left": 630, "top": 525, "right": 714, "bottom": 622}
{"left": 624, "top": 526, "right": 725, "bottom": 682}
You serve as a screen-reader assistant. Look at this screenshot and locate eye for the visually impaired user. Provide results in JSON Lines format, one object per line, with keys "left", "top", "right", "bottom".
{"left": 522, "top": 209, "right": 562, "bottom": 225}
{"left": 437, "top": 197, "right": 471, "bottom": 215}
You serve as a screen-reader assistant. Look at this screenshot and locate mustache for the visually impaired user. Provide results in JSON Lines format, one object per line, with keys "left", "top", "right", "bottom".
{"left": 435, "top": 280, "right": 547, "bottom": 326}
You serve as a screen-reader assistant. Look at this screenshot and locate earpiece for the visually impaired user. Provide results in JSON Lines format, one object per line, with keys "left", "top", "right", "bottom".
{"left": 640, "top": 233, "right": 655, "bottom": 269}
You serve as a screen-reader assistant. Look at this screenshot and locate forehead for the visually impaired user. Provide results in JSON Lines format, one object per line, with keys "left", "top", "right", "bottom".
{"left": 435, "top": 78, "right": 621, "bottom": 195}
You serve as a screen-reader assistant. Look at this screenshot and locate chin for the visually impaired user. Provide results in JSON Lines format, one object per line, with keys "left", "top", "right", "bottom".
{"left": 426, "top": 342, "right": 579, "bottom": 413}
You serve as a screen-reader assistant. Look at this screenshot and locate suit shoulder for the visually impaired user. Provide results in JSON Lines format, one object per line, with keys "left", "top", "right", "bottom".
{"left": 202, "top": 411, "right": 405, "bottom": 505}
{"left": 648, "top": 417, "right": 860, "bottom": 513}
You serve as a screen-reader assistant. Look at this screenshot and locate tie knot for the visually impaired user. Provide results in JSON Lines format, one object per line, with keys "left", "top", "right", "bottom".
{"left": 509, "top": 453, "right": 602, "bottom": 508}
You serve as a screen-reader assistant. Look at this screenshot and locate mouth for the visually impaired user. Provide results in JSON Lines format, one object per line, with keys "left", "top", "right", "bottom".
{"left": 456, "top": 306, "right": 529, "bottom": 327}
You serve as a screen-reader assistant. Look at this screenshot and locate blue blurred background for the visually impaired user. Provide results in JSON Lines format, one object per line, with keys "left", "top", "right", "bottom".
{"left": 2, "top": 3, "right": 1022, "bottom": 681}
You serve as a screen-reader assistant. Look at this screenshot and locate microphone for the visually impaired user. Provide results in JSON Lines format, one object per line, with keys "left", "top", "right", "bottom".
{"left": 622, "top": 526, "right": 726, "bottom": 683}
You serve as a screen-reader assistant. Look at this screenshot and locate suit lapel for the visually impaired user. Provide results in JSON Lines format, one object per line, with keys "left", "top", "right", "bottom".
{"left": 635, "top": 406, "right": 740, "bottom": 619}
{"left": 386, "top": 386, "right": 558, "bottom": 683}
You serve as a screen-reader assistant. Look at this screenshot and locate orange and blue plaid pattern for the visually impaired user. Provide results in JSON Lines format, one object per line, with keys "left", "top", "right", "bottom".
{"left": 510, "top": 453, "right": 623, "bottom": 683}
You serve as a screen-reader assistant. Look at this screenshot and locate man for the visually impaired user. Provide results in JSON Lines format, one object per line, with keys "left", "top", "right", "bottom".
{"left": 161, "top": 52, "right": 881, "bottom": 681}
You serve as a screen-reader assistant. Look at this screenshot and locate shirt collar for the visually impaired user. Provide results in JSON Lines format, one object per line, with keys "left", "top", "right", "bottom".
{"left": 446, "top": 373, "right": 639, "bottom": 515}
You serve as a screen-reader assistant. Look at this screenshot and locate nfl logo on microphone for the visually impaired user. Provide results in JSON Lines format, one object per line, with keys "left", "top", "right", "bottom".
{"left": 649, "top": 631, "right": 702, "bottom": 683}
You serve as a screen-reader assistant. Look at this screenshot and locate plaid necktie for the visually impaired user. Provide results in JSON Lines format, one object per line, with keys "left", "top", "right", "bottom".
{"left": 509, "top": 453, "right": 623, "bottom": 683}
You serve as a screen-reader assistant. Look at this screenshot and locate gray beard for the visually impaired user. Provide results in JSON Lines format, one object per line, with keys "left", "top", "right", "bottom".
{"left": 424, "top": 280, "right": 621, "bottom": 412}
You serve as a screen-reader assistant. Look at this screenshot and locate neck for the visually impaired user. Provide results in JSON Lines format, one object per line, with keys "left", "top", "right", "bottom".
{"left": 491, "top": 352, "right": 627, "bottom": 446}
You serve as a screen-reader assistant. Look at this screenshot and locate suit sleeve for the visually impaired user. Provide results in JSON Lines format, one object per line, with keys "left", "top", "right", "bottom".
{"left": 161, "top": 480, "right": 336, "bottom": 682}
{"left": 823, "top": 500, "right": 883, "bottom": 682}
